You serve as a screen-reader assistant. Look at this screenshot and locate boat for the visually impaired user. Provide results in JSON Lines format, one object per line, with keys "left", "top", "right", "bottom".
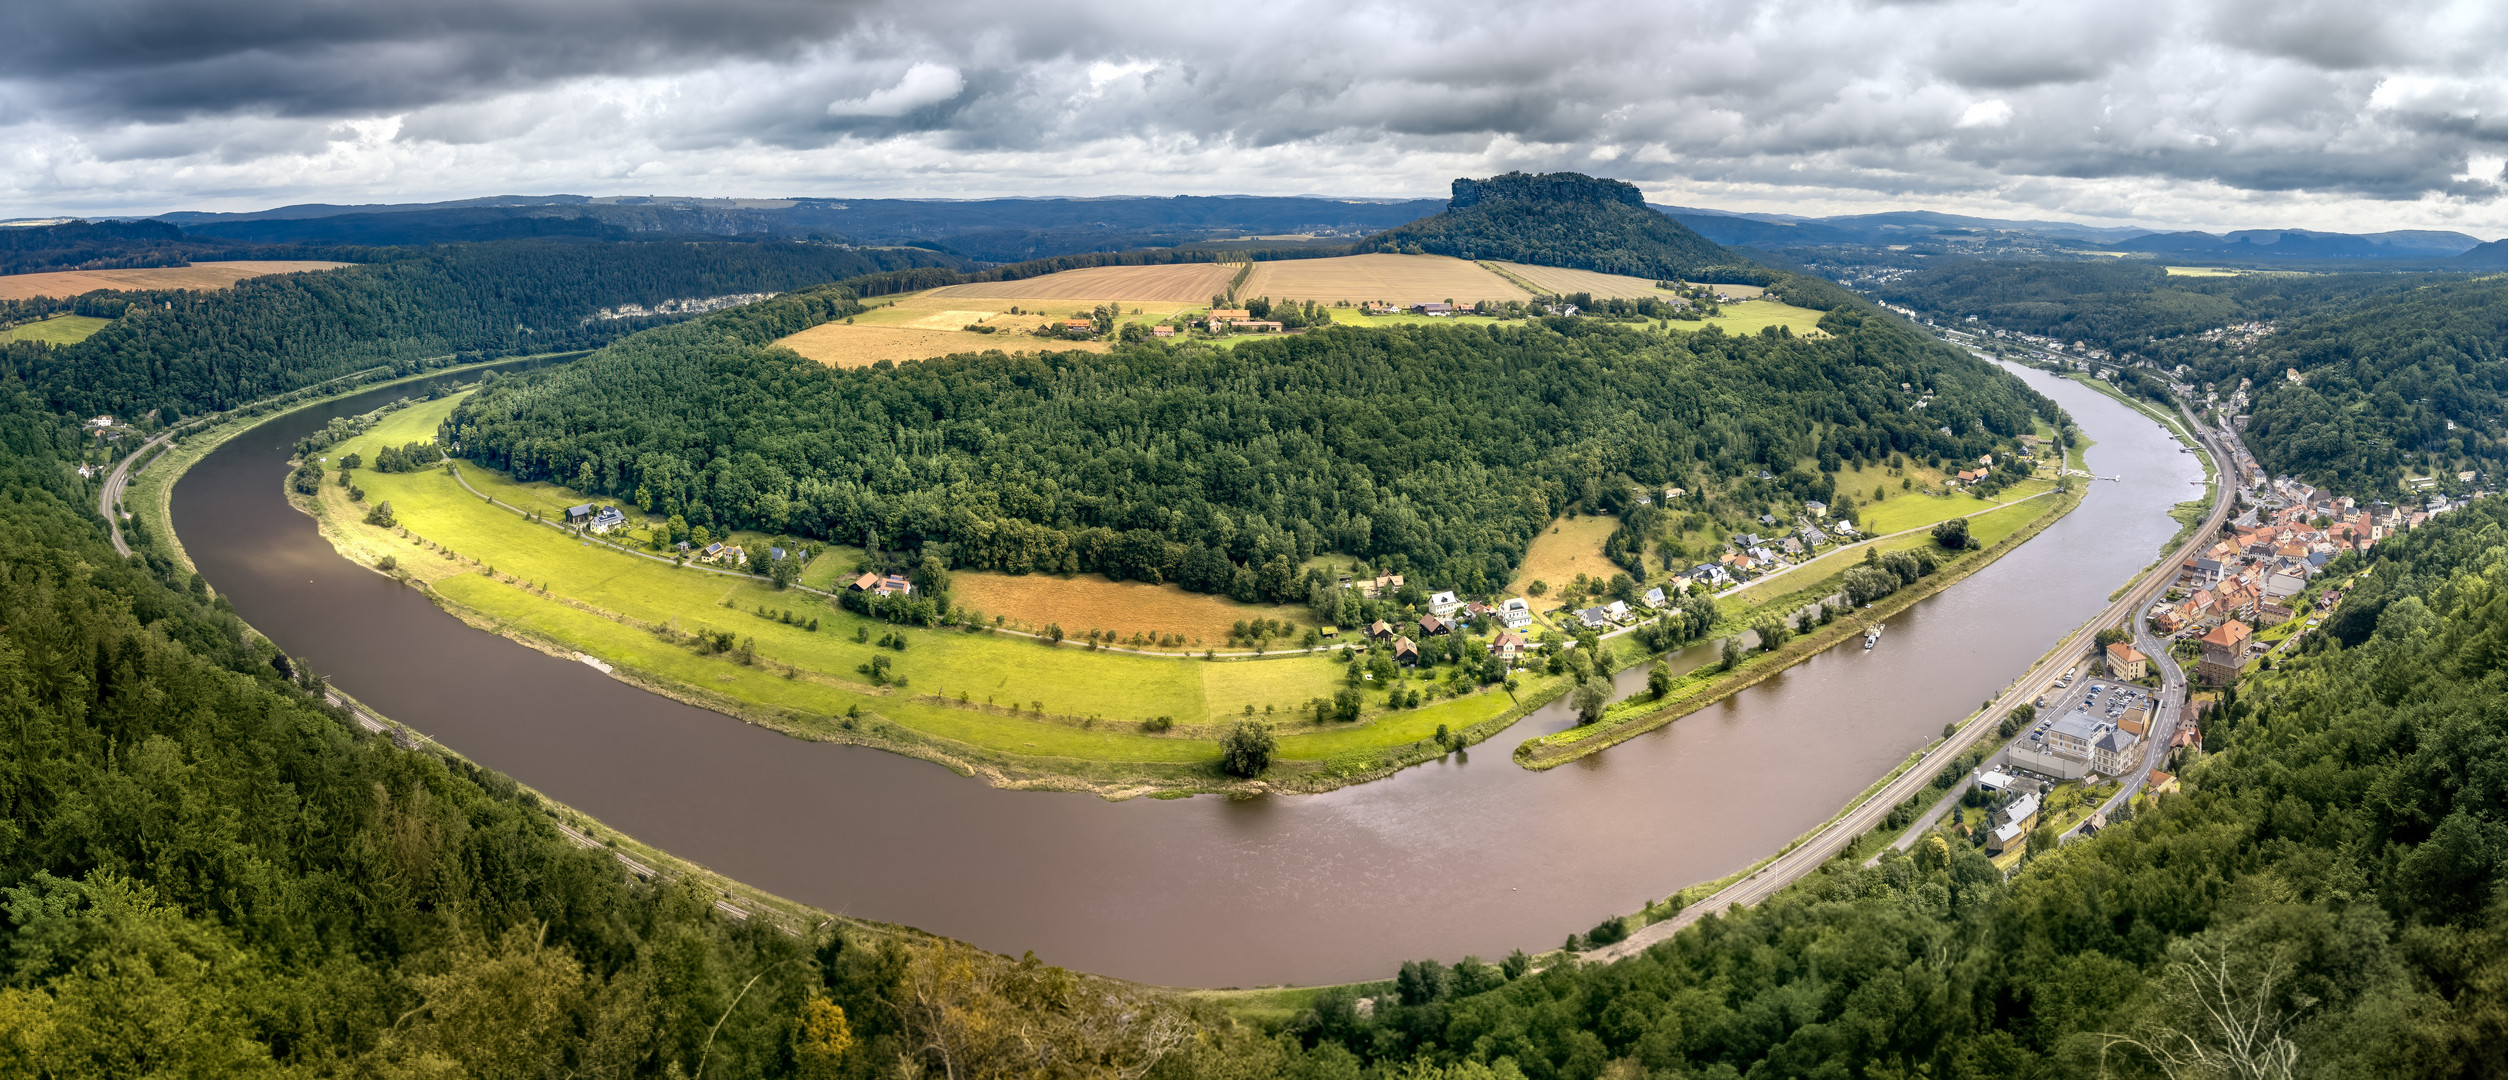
{"left": 1864, "top": 623, "right": 1884, "bottom": 650}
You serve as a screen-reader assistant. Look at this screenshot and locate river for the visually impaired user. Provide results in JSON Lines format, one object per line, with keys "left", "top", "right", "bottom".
{"left": 173, "top": 360, "right": 2198, "bottom": 988}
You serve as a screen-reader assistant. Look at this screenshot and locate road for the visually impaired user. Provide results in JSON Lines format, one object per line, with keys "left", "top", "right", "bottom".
{"left": 99, "top": 428, "right": 178, "bottom": 558}
{"left": 1588, "top": 381, "right": 2239, "bottom": 964}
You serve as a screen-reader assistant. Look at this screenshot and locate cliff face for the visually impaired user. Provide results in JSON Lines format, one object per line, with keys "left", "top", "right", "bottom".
{"left": 1449, "top": 172, "right": 1648, "bottom": 210}
{"left": 1363, "top": 172, "right": 1739, "bottom": 279}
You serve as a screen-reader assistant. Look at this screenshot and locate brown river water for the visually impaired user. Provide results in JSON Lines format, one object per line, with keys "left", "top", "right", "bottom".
{"left": 174, "top": 360, "right": 2197, "bottom": 987}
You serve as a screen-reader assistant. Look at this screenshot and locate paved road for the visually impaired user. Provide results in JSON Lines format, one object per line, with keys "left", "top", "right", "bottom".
{"left": 1588, "top": 380, "right": 2239, "bottom": 964}
{"left": 99, "top": 429, "right": 178, "bottom": 557}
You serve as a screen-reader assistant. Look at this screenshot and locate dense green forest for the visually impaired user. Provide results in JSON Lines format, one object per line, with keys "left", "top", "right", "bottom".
{"left": 2240, "top": 278, "right": 2508, "bottom": 492}
{"left": 0, "top": 219, "right": 362, "bottom": 275}
{"left": 1360, "top": 173, "right": 1762, "bottom": 283}
{"left": 0, "top": 373, "right": 1205, "bottom": 1076}
{"left": 1871, "top": 260, "right": 2508, "bottom": 496}
{"left": 2, "top": 240, "right": 960, "bottom": 421}
{"left": 445, "top": 287, "right": 2056, "bottom": 598}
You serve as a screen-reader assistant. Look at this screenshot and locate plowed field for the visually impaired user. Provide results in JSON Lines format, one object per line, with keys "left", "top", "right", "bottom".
{"left": 1489, "top": 262, "right": 1674, "bottom": 299}
{"left": 1240, "top": 254, "right": 1529, "bottom": 305}
{"left": 932, "top": 263, "right": 1238, "bottom": 302}
{"left": 0, "top": 260, "right": 351, "bottom": 300}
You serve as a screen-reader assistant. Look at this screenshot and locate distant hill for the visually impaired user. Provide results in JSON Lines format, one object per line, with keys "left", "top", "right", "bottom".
{"left": 2103, "top": 228, "right": 2482, "bottom": 260}
{"left": 1358, "top": 172, "right": 1744, "bottom": 280}
{"left": 2454, "top": 238, "right": 2508, "bottom": 267}
{"left": 158, "top": 195, "right": 1445, "bottom": 262}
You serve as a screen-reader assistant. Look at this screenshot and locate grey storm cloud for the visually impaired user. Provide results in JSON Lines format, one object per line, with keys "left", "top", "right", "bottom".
{"left": 5, "top": 0, "right": 2508, "bottom": 229}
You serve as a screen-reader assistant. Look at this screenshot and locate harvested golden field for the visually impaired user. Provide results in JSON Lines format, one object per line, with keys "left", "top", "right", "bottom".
{"left": 1488, "top": 262, "right": 1672, "bottom": 299}
{"left": 931, "top": 263, "right": 1239, "bottom": 303}
{"left": 1240, "top": 253, "right": 1530, "bottom": 305}
{"left": 953, "top": 572, "right": 1315, "bottom": 647}
{"left": 0, "top": 260, "right": 351, "bottom": 300}
{"left": 774, "top": 323, "right": 1107, "bottom": 368}
{"left": 1508, "top": 514, "right": 1625, "bottom": 597}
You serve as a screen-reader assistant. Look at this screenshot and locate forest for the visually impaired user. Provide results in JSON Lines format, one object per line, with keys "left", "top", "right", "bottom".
{"left": 1, "top": 239, "right": 961, "bottom": 422}
{"left": 1359, "top": 173, "right": 1764, "bottom": 283}
{"left": 1871, "top": 259, "right": 2508, "bottom": 497}
{"left": 444, "top": 285, "right": 2059, "bottom": 598}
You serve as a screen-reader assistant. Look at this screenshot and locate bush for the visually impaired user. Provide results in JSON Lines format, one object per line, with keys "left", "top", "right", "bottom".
{"left": 1219, "top": 722, "right": 1276, "bottom": 777}
{"left": 362, "top": 500, "right": 396, "bottom": 527}
{"left": 1140, "top": 716, "right": 1175, "bottom": 733}
{"left": 1932, "top": 516, "right": 1972, "bottom": 551}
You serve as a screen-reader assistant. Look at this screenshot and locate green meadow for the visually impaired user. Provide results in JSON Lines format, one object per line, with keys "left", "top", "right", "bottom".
{"left": 315, "top": 393, "right": 1544, "bottom": 794}
{"left": 0, "top": 313, "right": 111, "bottom": 344}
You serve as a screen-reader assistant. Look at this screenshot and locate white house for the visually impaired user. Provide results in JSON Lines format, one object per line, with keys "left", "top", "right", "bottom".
{"left": 1427, "top": 590, "right": 1462, "bottom": 617}
{"left": 1641, "top": 586, "right": 1666, "bottom": 608}
{"left": 1498, "top": 597, "right": 1534, "bottom": 629}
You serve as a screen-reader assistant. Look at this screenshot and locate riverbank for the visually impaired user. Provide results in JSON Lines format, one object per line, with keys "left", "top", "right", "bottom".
{"left": 120, "top": 354, "right": 581, "bottom": 582}
{"left": 292, "top": 391, "right": 1569, "bottom": 799}
{"left": 1516, "top": 480, "right": 2085, "bottom": 769}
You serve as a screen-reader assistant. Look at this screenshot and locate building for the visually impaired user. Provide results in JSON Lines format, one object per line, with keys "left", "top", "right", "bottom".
{"left": 1151, "top": 324, "right": 1176, "bottom": 338}
{"left": 1641, "top": 586, "right": 1666, "bottom": 608}
{"left": 1417, "top": 614, "right": 1450, "bottom": 637}
{"left": 1602, "top": 600, "right": 1631, "bottom": 623}
{"left": 1804, "top": 500, "right": 1828, "bottom": 518}
{"left": 1392, "top": 637, "right": 1419, "bottom": 666}
{"left": 2091, "top": 727, "right": 2141, "bottom": 777}
{"left": 1412, "top": 302, "right": 1454, "bottom": 316}
{"left": 564, "top": 504, "right": 594, "bottom": 525}
{"left": 1368, "top": 619, "right": 1395, "bottom": 640}
{"left": 2010, "top": 709, "right": 2107, "bottom": 780}
{"left": 588, "top": 506, "right": 628, "bottom": 534}
{"left": 1490, "top": 629, "right": 1526, "bottom": 663}
{"left": 1427, "top": 590, "right": 1462, "bottom": 617}
{"left": 1977, "top": 769, "right": 2019, "bottom": 794}
{"left": 1577, "top": 607, "right": 1612, "bottom": 630}
{"left": 2104, "top": 641, "right": 2147, "bottom": 680}
{"left": 2197, "top": 620, "right": 2252, "bottom": 685}
{"left": 1498, "top": 597, "right": 1534, "bottom": 629}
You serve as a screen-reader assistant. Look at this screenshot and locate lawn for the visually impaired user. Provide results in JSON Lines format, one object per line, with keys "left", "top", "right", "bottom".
{"left": 1856, "top": 478, "right": 2052, "bottom": 535}
{"left": 1689, "top": 298, "right": 1828, "bottom": 337}
{"left": 0, "top": 313, "right": 111, "bottom": 344}
{"left": 316, "top": 393, "right": 1535, "bottom": 790}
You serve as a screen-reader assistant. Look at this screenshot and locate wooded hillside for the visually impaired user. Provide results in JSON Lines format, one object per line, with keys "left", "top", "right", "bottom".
{"left": 445, "top": 287, "right": 2058, "bottom": 599}
{"left": 1360, "top": 173, "right": 1749, "bottom": 282}
{"left": 3, "top": 240, "right": 960, "bottom": 421}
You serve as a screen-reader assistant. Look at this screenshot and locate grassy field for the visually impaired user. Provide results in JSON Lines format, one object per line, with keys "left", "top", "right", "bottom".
{"left": 1508, "top": 514, "right": 1624, "bottom": 598}
{"left": 312, "top": 394, "right": 1543, "bottom": 795}
{"left": 2164, "top": 266, "right": 2242, "bottom": 277}
{"left": 930, "top": 264, "right": 1237, "bottom": 303}
{"left": 0, "top": 260, "right": 349, "bottom": 300}
{"left": 1239, "top": 254, "right": 1530, "bottom": 305}
{"left": 1691, "top": 298, "right": 1828, "bottom": 337}
{"left": 1486, "top": 262, "right": 1671, "bottom": 299}
{"left": 0, "top": 313, "right": 112, "bottom": 344}
{"left": 1857, "top": 477, "right": 2052, "bottom": 535}
{"left": 951, "top": 571, "right": 1317, "bottom": 646}
{"left": 774, "top": 323, "right": 1110, "bottom": 368}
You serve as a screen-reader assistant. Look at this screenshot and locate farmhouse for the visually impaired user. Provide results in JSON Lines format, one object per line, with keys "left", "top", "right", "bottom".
{"left": 1417, "top": 614, "right": 1451, "bottom": 636}
{"left": 1368, "top": 619, "right": 1396, "bottom": 640}
{"left": 564, "top": 504, "right": 595, "bottom": 525}
{"left": 1412, "top": 302, "right": 1455, "bottom": 316}
{"left": 1392, "top": 637, "right": 1420, "bottom": 666}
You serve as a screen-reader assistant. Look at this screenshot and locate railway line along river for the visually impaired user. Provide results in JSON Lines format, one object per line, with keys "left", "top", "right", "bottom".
{"left": 174, "top": 359, "right": 2198, "bottom": 988}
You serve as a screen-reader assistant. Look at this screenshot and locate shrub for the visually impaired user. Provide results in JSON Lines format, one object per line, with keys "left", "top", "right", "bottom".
{"left": 1219, "top": 722, "right": 1276, "bottom": 777}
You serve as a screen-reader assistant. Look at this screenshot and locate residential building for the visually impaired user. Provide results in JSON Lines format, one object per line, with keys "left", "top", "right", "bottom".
{"left": 2104, "top": 641, "right": 2147, "bottom": 680}
{"left": 1640, "top": 586, "right": 1666, "bottom": 608}
{"left": 588, "top": 506, "right": 627, "bottom": 534}
{"left": 1392, "top": 637, "right": 1419, "bottom": 666}
{"left": 2197, "top": 620, "right": 2252, "bottom": 685}
{"left": 1498, "top": 597, "right": 1534, "bottom": 629}
{"left": 564, "top": 504, "right": 594, "bottom": 525}
{"left": 1804, "top": 500, "right": 1828, "bottom": 518}
{"left": 1427, "top": 590, "right": 1462, "bottom": 617}
{"left": 1417, "top": 614, "right": 1450, "bottom": 637}
{"left": 1602, "top": 600, "right": 1631, "bottom": 623}
{"left": 1490, "top": 629, "right": 1526, "bottom": 663}
{"left": 1368, "top": 619, "right": 1395, "bottom": 640}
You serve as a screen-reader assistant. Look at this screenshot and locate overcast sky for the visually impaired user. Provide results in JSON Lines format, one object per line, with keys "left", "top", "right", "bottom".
{"left": 6, "top": 0, "right": 2507, "bottom": 235}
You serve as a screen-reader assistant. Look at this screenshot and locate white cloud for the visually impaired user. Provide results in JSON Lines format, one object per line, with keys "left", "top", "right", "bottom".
{"left": 827, "top": 63, "right": 963, "bottom": 117}
{"left": 0, "top": 0, "right": 2504, "bottom": 236}
{"left": 1957, "top": 100, "right": 2014, "bottom": 128}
